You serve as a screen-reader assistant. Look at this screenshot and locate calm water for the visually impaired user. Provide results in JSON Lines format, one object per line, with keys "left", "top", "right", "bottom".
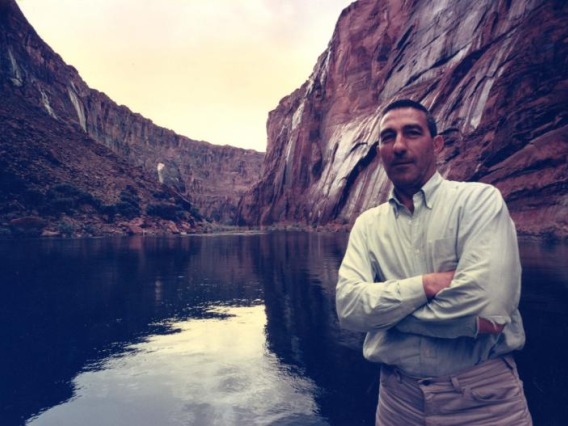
{"left": 0, "top": 232, "right": 566, "bottom": 426}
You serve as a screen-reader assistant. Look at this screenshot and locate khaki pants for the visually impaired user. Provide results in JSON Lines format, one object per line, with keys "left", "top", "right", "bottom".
{"left": 376, "top": 355, "right": 532, "bottom": 426}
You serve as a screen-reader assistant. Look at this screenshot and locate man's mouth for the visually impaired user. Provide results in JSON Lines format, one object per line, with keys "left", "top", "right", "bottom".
{"left": 392, "top": 160, "right": 413, "bottom": 166}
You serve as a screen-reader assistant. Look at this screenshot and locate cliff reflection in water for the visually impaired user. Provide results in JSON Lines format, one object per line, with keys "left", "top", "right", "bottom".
{"left": 1, "top": 232, "right": 377, "bottom": 426}
{"left": 258, "top": 232, "right": 379, "bottom": 424}
{"left": 0, "top": 236, "right": 260, "bottom": 425}
{"left": 2, "top": 233, "right": 567, "bottom": 426}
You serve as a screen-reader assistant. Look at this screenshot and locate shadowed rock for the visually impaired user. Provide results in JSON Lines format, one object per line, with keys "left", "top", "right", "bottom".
{"left": 0, "top": 0, "right": 264, "bottom": 229}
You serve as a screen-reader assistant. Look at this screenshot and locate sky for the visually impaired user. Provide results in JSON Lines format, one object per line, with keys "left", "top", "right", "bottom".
{"left": 16, "top": 0, "right": 353, "bottom": 152}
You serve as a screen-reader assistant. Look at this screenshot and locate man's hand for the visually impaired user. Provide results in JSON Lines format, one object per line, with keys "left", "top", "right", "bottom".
{"left": 422, "top": 271, "right": 504, "bottom": 334}
{"left": 477, "top": 317, "right": 505, "bottom": 334}
{"left": 422, "top": 271, "right": 455, "bottom": 299}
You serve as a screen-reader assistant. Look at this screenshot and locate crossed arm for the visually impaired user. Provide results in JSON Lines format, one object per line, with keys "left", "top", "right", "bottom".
{"left": 336, "top": 186, "right": 520, "bottom": 339}
{"left": 423, "top": 271, "right": 504, "bottom": 334}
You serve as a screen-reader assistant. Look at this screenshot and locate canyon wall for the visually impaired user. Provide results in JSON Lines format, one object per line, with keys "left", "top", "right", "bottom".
{"left": 0, "top": 0, "right": 263, "bottom": 225}
{"left": 238, "top": 0, "right": 568, "bottom": 239}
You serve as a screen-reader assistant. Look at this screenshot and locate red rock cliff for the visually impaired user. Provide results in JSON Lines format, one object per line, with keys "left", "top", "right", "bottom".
{"left": 238, "top": 0, "right": 568, "bottom": 239}
{"left": 0, "top": 0, "right": 264, "bottom": 225}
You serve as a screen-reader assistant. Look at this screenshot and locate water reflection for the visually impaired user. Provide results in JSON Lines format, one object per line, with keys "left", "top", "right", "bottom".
{"left": 258, "top": 232, "right": 378, "bottom": 425}
{"left": 516, "top": 239, "right": 568, "bottom": 425}
{"left": 0, "top": 233, "right": 566, "bottom": 426}
{"left": 0, "top": 235, "right": 266, "bottom": 425}
{"left": 27, "top": 306, "right": 321, "bottom": 426}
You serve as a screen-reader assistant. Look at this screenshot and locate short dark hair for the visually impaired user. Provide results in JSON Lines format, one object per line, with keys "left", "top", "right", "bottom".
{"left": 381, "top": 99, "right": 438, "bottom": 137}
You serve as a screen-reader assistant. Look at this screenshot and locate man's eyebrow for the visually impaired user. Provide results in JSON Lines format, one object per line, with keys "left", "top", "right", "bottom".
{"left": 402, "top": 124, "right": 424, "bottom": 131}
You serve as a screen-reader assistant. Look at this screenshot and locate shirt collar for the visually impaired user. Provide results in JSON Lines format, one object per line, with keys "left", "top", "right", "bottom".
{"left": 388, "top": 172, "right": 443, "bottom": 216}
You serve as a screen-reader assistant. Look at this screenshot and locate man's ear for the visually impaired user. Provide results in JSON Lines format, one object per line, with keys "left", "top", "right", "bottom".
{"left": 433, "top": 135, "right": 444, "bottom": 154}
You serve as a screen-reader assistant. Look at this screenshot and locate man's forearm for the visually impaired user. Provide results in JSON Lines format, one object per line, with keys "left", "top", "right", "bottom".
{"left": 425, "top": 270, "right": 505, "bottom": 335}
{"left": 408, "top": 186, "right": 521, "bottom": 336}
{"left": 403, "top": 270, "right": 504, "bottom": 336}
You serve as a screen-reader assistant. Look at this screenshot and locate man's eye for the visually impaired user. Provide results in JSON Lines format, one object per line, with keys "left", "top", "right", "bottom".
{"left": 406, "top": 129, "right": 422, "bottom": 137}
{"left": 380, "top": 134, "right": 395, "bottom": 143}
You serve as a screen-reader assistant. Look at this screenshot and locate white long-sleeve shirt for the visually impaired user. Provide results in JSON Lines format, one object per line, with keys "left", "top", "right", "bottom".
{"left": 336, "top": 172, "right": 526, "bottom": 377}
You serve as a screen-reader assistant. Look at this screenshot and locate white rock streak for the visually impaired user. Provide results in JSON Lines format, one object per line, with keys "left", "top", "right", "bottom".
{"left": 8, "top": 48, "right": 23, "bottom": 87}
{"left": 39, "top": 88, "right": 57, "bottom": 119}
{"left": 157, "top": 162, "right": 165, "bottom": 184}
{"left": 68, "top": 84, "right": 87, "bottom": 131}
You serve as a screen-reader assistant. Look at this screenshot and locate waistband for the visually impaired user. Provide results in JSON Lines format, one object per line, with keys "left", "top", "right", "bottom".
{"left": 381, "top": 355, "right": 516, "bottom": 390}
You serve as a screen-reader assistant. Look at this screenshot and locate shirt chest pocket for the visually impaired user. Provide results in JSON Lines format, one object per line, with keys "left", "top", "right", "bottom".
{"left": 428, "top": 237, "right": 458, "bottom": 272}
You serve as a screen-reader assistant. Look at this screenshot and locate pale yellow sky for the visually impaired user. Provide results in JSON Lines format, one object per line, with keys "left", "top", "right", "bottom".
{"left": 16, "top": 0, "right": 353, "bottom": 152}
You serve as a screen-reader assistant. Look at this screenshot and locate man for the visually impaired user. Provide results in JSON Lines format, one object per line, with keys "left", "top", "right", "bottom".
{"left": 336, "top": 99, "right": 532, "bottom": 425}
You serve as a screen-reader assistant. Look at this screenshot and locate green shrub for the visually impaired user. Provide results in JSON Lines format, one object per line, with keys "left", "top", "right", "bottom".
{"left": 43, "top": 184, "right": 100, "bottom": 215}
{"left": 146, "top": 203, "right": 182, "bottom": 220}
{"left": 114, "top": 201, "right": 140, "bottom": 219}
{"left": 57, "top": 220, "right": 74, "bottom": 237}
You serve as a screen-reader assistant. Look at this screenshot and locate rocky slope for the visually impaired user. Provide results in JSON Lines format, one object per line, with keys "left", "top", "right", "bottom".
{"left": 0, "top": 0, "right": 264, "bottom": 236}
{"left": 0, "top": 89, "right": 199, "bottom": 237}
{"left": 238, "top": 0, "right": 568, "bottom": 239}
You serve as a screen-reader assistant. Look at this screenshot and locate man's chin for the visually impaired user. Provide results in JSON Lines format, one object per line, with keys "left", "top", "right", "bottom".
{"left": 388, "top": 172, "right": 417, "bottom": 187}
{"left": 390, "top": 176, "right": 422, "bottom": 193}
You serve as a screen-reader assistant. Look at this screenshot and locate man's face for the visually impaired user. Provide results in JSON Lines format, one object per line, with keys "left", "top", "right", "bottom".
{"left": 378, "top": 107, "right": 443, "bottom": 194}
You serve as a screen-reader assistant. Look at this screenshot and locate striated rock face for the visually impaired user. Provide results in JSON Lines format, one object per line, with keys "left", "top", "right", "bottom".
{"left": 238, "top": 0, "right": 568, "bottom": 239}
{"left": 0, "top": 88, "right": 200, "bottom": 237}
{"left": 0, "top": 0, "right": 263, "bottom": 225}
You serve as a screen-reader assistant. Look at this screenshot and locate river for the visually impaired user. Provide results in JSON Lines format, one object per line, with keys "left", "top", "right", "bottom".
{"left": 0, "top": 232, "right": 566, "bottom": 425}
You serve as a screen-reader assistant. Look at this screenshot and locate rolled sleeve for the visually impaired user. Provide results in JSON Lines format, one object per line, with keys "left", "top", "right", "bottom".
{"left": 396, "top": 313, "right": 478, "bottom": 338}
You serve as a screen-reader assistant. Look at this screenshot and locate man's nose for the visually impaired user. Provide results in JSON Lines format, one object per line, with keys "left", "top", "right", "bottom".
{"left": 392, "top": 134, "right": 407, "bottom": 154}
